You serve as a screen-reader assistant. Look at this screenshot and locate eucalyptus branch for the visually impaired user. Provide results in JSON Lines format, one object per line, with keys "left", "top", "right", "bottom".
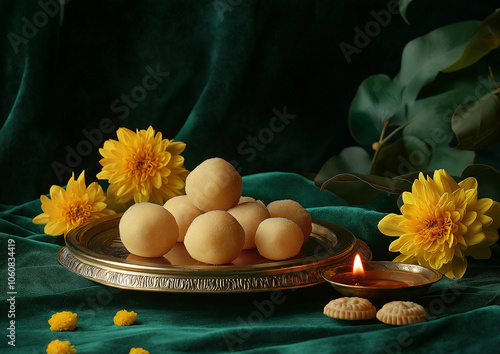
{"left": 371, "top": 118, "right": 414, "bottom": 164}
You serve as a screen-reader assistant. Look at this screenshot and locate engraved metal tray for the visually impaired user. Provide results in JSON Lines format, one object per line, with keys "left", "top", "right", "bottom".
{"left": 58, "top": 214, "right": 371, "bottom": 293}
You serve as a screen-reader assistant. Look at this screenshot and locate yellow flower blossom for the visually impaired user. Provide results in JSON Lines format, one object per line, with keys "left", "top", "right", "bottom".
{"left": 97, "top": 126, "right": 188, "bottom": 205}
{"left": 33, "top": 171, "right": 115, "bottom": 236}
{"left": 378, "top": 169, "right": 500, "bottom": 279}
{"left": 114, "top": 310, "right": 137, "bottom": 326}
{"left": 129, "top": 348, "right": 149, "bottom": 354}
{"left": 48, "top": 311, "right": 78, "bottom": 331}
{"left": 46, "top": 339, "right": 77, "bottom": 354}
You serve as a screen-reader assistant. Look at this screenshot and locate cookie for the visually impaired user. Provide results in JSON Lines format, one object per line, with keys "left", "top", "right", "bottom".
{"left": 323, "top": 297, "right": 377, "bottom": 320}
{"left": 376, "top": 301, "right": 428, "bottom": 326}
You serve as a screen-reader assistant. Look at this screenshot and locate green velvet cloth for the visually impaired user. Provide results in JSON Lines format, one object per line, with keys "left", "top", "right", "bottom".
{"left": 1, "top": 0, "right": 500, "bottom": 353}
{"left": 2, "top": 174, "right": 500, "bottom": 353}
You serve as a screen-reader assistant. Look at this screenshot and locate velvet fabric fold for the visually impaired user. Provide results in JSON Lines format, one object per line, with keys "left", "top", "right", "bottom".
{"left": 2, "top": 1, "right": 500, "bottom": 352}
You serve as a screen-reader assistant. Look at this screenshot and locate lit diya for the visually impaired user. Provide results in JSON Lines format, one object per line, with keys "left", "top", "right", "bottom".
{"left": 322, "top": 254, "right": 442, "bottom": 302}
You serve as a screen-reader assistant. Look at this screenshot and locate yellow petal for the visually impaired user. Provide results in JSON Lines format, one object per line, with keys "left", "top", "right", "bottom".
{"left": 466, "top": 245, "right": 492, "bottom": 259}
{"left": 378, "top": 214, "right": 406, "bottom": 237}
{"left": 475, "top": 198, "right": 493, "bottom": 215}
{"left": 449, "top": 256, "right": 467, "bottom": 279}
{"left": 434, "top": 169, "right": 459, "bottom": 194}
{"left": 481, "top": 228, "right": 499, "bottom": 246}
{"left": 116, "top": 127, "right": 136, "bottom": 143}
{"left": 458, "top": 176, "right": 478, "bottom": 191}
{"left": 465, "top": 231, "right": 486, "bottom": 246}
{"left": 461, "top": 210, "right": 477, "bottom": 226}
{"left": 467, "top": 220, "right": 484, "bottom": 236}
{"left": 167, "top": 141, "right": 187, "bottom": 155}
{"left": 485, "top": 201, "right": 500, "bottom": 229}
{"left": 152, "top": 172, "right": 162, "bottom": 189}
{"left": 32, "top": 213, "right": 49, "bottom": 225}
{"left": 464, "top": 188, "right": 478, "bottom": 208}
{"left": 393, "top": 253, "right": 416, "bottom": 263}
{"left": 45, "top": 220, "right": 68, "bottom": 236}
{"left": 412, "top": 178, "right": 427, "bottom": 199}
{"left": 388, "top": 239, "right": 403, "bottom": 252}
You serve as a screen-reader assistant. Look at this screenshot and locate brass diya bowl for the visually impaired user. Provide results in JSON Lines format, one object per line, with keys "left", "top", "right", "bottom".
{"left": 322, "top": 261, "right": 442, "bottom": 302}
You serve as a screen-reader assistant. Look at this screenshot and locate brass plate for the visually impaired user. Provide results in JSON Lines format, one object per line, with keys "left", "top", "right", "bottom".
{"left": 58, "top": 214, "right": 372, "bottom": 293}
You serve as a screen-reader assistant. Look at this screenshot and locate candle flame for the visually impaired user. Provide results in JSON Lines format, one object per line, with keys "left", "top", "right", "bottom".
{"left": 353, "top": 253, "right": 364, "bottom": 277}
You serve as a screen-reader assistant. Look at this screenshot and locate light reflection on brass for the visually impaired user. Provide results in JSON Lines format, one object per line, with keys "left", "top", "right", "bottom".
{"left": 58, "top": 214, "right": 372, "bottom": 293}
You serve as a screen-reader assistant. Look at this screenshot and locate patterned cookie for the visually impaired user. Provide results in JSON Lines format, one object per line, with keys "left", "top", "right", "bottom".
{"left": 376, "top": 301, "right": 428, "bottom": 326}
{"left": 324, "top": 297, "right": 377, "bottom": 320}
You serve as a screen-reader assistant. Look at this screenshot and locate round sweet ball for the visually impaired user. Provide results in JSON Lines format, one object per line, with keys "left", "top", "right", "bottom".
{"left": 267, "top": 199, "right": 312, "bottom": 242}
{"left": 239, "top": 196, "right": 256, "bottom": 204}
{"left": 239, "top": 196, "right": 265, "bottom": 206}
{"left": 163, "top": 195, "right": 204, "bottom": 242}
{"left": 255, "top": 217, "right": 304, "bottom": 261}
{"left": 227, "top": 202, "right": 271, "bottom": 250}
{"left": 119, "top": 202, "right": 179, "bottom": 258}
{"left": 185, "top": 157, "right": 243, "bottom": 212}
{"left": 184, "top": 210, "right": 245, "bottom": 265}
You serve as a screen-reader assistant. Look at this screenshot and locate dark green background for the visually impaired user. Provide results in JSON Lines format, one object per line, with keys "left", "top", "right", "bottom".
{"left": 1, "top": 1, "right": 500, "bottom": 353}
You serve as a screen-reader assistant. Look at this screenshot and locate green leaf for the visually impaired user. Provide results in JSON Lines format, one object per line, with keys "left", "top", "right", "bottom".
{"left": 315, "top": 147, "right": 381, "bottom": 204}
{"left": 399, "top": 0, "right": 414, "bottom": 24}
{"left": 395, "top": 170, "right": 462, "bottom": 185}
{"left": 425, "top": 145, "right": 475, "bottom": 176}
{"left": 396, "top": 20, "right": 481, "bottom": 106}
{"left": 461, "top": 164, "right": 500, "bottom": 201}
{"left": 320, "top": 173, "right": 412, "bottom": 195}
{"left": 371, "top": 136, "right": 432, "bottom": 177}
{"left": 443, "top": 9, "right": 500, "bottom": 73}
{"left": 401, "top": 62, "right": 499, "bottom": 142}
{"left": 394, "top": 171, "right": 426, "bottom": 185}
{"left": 315, "top": 146, "right": 372, "bottom": 180}
{"left": 349, "top": 74, "right": 404, "bottom": 146}
{"left": 348, "top": 21, "right": 482, "bottom": 148}
{"left": 452, "top": 90, "right": 500, "bottom": 151}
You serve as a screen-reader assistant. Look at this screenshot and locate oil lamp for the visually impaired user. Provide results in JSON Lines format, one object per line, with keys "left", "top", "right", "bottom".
{"left": 322, "top": 253, "right": 442, "bottom": 302}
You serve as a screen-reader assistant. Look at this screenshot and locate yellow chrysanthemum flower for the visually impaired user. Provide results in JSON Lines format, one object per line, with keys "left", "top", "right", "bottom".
{"left": 113, "top": 310, "right": 137, "bottom": 326}
{"left": 48, "top": 311, "right": 78, "bottom": 331}
{"left": 378, "top": 169, "right": 500, "bottom": 279}
{"left": 129, "top": 348, "right": 149, "bottom": 354}
{"left": 46, "top": 339, "right": 77, "bottom": 354}
{"left": 97, "top": 126, "right": 188, "bottom": 205}
{"left": 33, "top": 171, "right": 115, "bottom": 236}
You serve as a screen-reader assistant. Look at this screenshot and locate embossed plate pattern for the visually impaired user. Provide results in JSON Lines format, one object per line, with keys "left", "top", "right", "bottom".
{"left": 58, "top": 214, "right": 371, "bottom": 293}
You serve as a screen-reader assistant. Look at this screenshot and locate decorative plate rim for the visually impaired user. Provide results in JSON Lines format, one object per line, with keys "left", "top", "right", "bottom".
{"left": 58, "top": 214, "right": 372, "bottom": 293}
